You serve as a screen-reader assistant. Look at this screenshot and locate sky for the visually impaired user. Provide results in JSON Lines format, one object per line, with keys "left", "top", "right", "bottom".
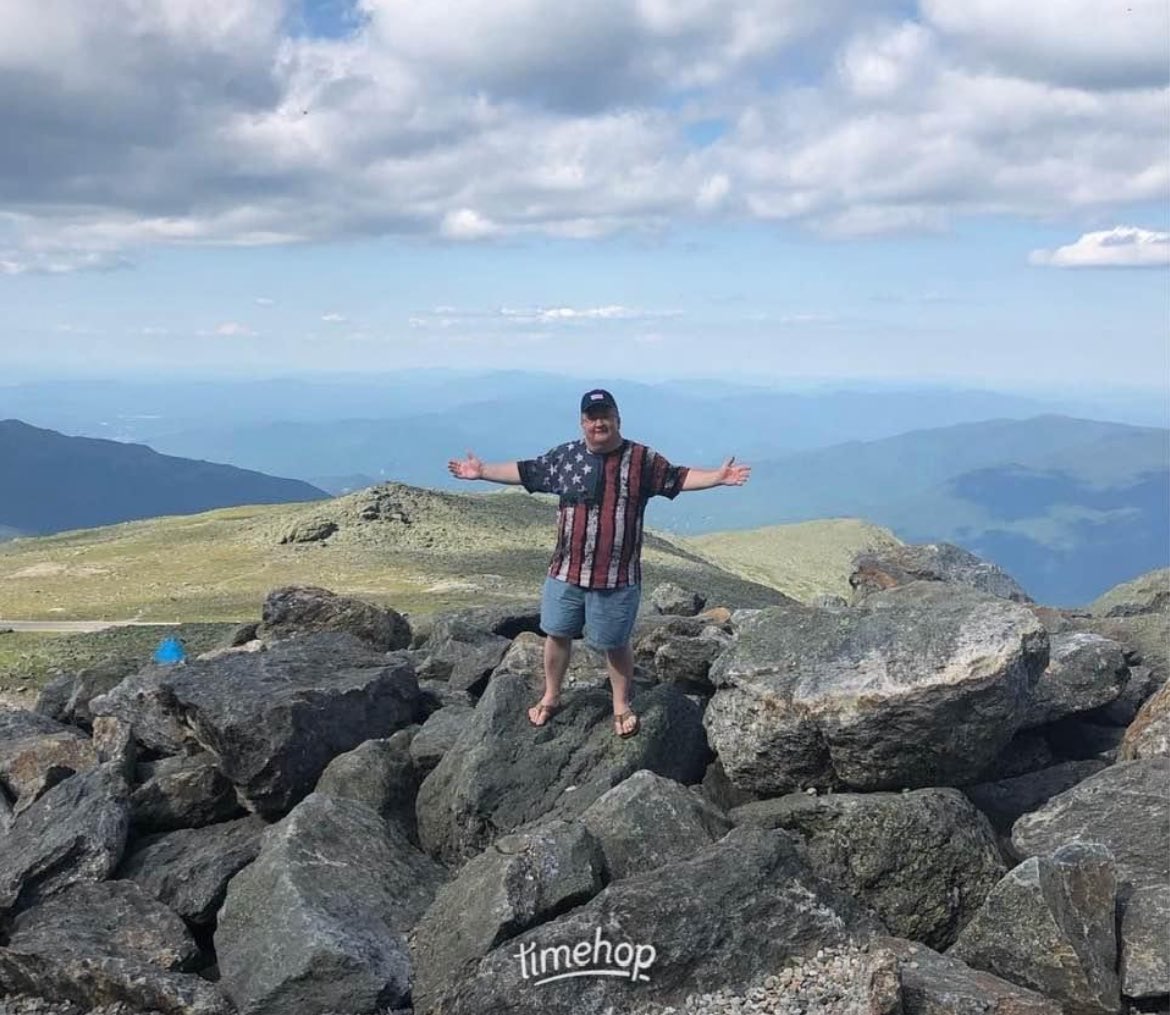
{"left": 1, "top": 0, "right": 1168, "bottom": 392}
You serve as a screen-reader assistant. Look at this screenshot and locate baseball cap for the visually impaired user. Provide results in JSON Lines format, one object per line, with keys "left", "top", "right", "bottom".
{"left": 580, "top": 388, "right": 618, "bottom": 414}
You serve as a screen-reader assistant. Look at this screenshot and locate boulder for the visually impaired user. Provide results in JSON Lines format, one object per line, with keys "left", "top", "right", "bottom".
{"left": 0, "top": 764, "right": 129, "bottom": 918}
{"left": 634, "top": 620, "right": 731, "bottom": 694}
{"left": 579, "top": 770, "right": 731, "bottom": 880}
{"left": 131, "top": 752, "right": 245, "bottom": 832}
{"left": 1020, "top": 632, "right": 1127, "bottom": 728}
{"left": 0, "top": 709, "right": 95, "bottom": 812}
{"left": 89, "top": 663, "right": 204, "bottom": 757}
{"left": 216, "top": 792, "right": 446, "bottom": 1015}
{"left": 705, "top": 583, "right": 1048, "bottom": 794}
{"left": 409, "top": 704, "right": 474, "bottom": 775}
{"left": 118, "top": 815, "right": 267, "bottom": 925}
{"left": 0, "top": 880, "right": 231, "bottom": 1015}
{"left": 1045, "top": 718, "right": 1126, "bottom": 763}
{"left": 415, "top": 673, "right": 709, "bottom": 867}
{"left": 973, "top": 729, "right": 1056, "bottom": 782}
{"left": 416, "top": 612, "right": 513, "bottom": 693}
{"left": 731, "top": 788, "right": 1006, "bottom": 950}
{"left": 948, "top": 843, "right": 1119, "bottom": 1015}
{"left": 699, "top": 757, "right": 760, "bottom": 811}
{"left": 850, "top": 543, "right": 1032, "bottom": 604}
{"left": 315, "top": 729, "right": 421, "bottom": 843}
{"left": 92, "top": 715, "right": 136, "bottom": 783}
{"left": 33, "top": 657, "right": 132, "bottom": 729}
{"left": 438, "top": 826, "right": 882, "bottom": 1015}
{"left": 964, "top": 759, "right": 1109, "bottom": 834}
{"left": 1075, "top": 612, "right": 1169, "bottom": 692}
{"left": 257, "top": 584, "right": 411, "bottom": 650}
{"left": 492, "top": 630, "right": 623, "bottom": 691}
{"left": 1092, "top": 664, "right": 1161, "bottom": 726}
{"left": 1011, "top": 759, "right": 1170, "bottom": 895}
{"left": 1119, "top": 885, "right": 1170, "bottom": 1001}
{"left": 410, "top": 819, "right": 605, "bottom": 1014}
{"left": 1120, "top": 680, "right": 1170, "bottom": 760}
{"left": 881, "top": 936, "right": 1062, "bottom": 1014}
{"left": 0, "top": 786, "right": 10, "bottom": 834}
{"left": 1089, "top": 568, "right": 1170, "bottom": 618}
{"left": 650, "top": 582, "right": 707, "bottom": 616}
{"left": 151, "top": 633, "right": 423, "bottom": 817}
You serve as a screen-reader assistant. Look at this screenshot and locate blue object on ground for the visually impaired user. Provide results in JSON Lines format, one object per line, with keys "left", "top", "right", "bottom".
{"left": 154, "top": 636, "right": 186, "bottom": 665}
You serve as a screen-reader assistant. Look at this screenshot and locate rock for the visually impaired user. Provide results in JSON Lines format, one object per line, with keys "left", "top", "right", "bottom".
{"left": 634, "top": 621, "right": 731, "bottom": 694}
{"left": 89, "top": 664, "right": 201, "bottom": 756}
{"left": 315, "top": 730, "right": 420, "bottom": 842}
{"left": 964, "top": 759, "right": 1109, "bottom": 834}
{"left": 699, "top": 757, "right": 760, "bottom": 811}
{"left": 1093, "top": 664, "right": 1161, "bottom": 726}
{"left": 731, "top": 787, "right": 1006, "bottom": 950}
{"left": 1021, "top": 632, "right": 1127, "bottom": 728}
{"left": 215, "top": 792, "right": 445, "bottom": 1015}
{"left": 409, "top": 705, "right": 474, "bottom": 775}
{"left": 1089, "top": 568, "right": 1170, "bottom": 618}
{"left": 410, "top": 819, "right": 605, "bottom": 1014}
{"left": 0, "top": 880, "right": 231, "bottom": 1015}
{"left": 118, "top": 815, "right": 267, "bottom": 925}
{"left": 1075, "top": 612, "right": 1169, "bottom": 691}
{"left": 948, "top": 842, "right": 1119, "bottom": 1015}
{"left": 91, "top": 716, "right": 136, "bottom": 784}
{"left": 416, "top": 612, "right": 512, "bottom": 694}
{"left": 33, "top": 658, "right": 132, "bottom": 730}
{"left": 492, "top": 630, "right": 616, "bottom": 691}
{"left": 973, "top": 729, "right": 1056, "bottom": 782}
{"left": 0, "top": 765, "right": 129, "bottom": 918}
{"left": 705, "top": 583, "right": 1048, "bottom": 794}
{"left": 279, "top": 517, "right": 338, "bottom": 543}
{"left": 1119, "top": 885, "right": 1170, "bottom": 1000}
{"left": 439, "top": 826, "right": 882, "bottom": 1015}
{"left": 850, "top": 543, "right": 1033, "bottom": 604}
{"left": 579, "top": 770, "right": 731, "bottom": 880}
{"left": 0, "top": 786, "right": 10, "bottom": 834}
{"left": 650, "top": 582, "right": 707, "bottom": 616}
{"left": 155, "top": 633, "right": 422, "bottom": 817}
{"left": 0, "top": 710, "right": 95, "bottom": 812}
{"left": 416, "top": 677, "right": 475, "bottom": 712}
{"left": 1012, "top": 759, "right": 1170, "bottom": 895}
{"left": 882, "top": 936, "right": 1062, "bottom": 1014}
{"left": 257, "top": 584, "right": 411, "bottom": 651}
{"left": 130, "top": 752, "right": 244, "bottom": 832}
{"left": 813, "top": 593, "right": 850, "bottom": 608}
{"left": 1046, "top": 718, "right": 1127, "bottom": 763}
{"left": 1120, "top": 681, "right": 1170, "bottom": 760}
{"left": 415, "top": 673, "right": 709, "bottom": 867}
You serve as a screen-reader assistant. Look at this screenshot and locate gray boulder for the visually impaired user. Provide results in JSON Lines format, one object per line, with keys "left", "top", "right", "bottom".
{"left": 153, "top": 633, "right": 423, "bottom": 817}
{"left": 216, "top": 791, "right": 446, "bottom": 1015}
{"left": 964, "top": 759, "right": 1109, "bottom": 834}
{"left": 1089, "top": 568, "right": 1170, "bottom": 618}
{"left": 731, "top": 788, "right": 1006, "bottom": 950}
{"left": 257, "top": 584, "right": 412, "bottom": 651}
{"left": 1012, "top": 759, "right": 1170, "bottom": 895}
{"left": 881, "top": 936, "right": 1062, "bottom": 1014}
{"left": 415, "top": 673, "right": 709, "bottom": 867}
{"left": 1021, "top": 632, "right": 1127, "bottom": 728}
{"left": 634, "top": 620, "right": 731, "bottom": 694}
{"left": 0, "top": 880, "right": 230, "bottom": 1015}
{"left": 0, "top": 709, "right": 95, "bottom": 812}
{"left": 0, "top": 764, "right": 129, "bottom": 917}
{"left": 850, "top": 543, "right": 1033, "bottom": 604}
{"left": 131, "top": 752, "right": 244, "bottom": 832}
{"left": 579, "top": 770, "right": 731, "bottom": 880}
{"left": 651, "top": 581, "right": 707, "bottom": 616}
{"left": 314, "top": 728, "right": 421, "bottom": 842}
{"left": 1093, "top": 664, "right": 1160, "bottom": 726}
{"left": 410, "top": 819, "right": 605, "bottom": 1014}
{"left": 89, "top": 663, "right": 202, "bottom": 756}
{"left": 700, "top": 757, "right": 760, "bottom": 811}
{"left": 416, "top": 611, "right": 513, "bottom": 693}
{"left": 972, "top": 729, "right": 1056, "bottom": 782}
{"left": 492, "top": 630, "right": 619, "bottom": 691}
{"left": 33, "top": 658, "right": 132, "bottom": 730}
{"left": 438, "top": 826, "right": 882, "bottom": 1015}
{"left": 1120, "top": 680, "right": 1170, "bottom": 760}
{"left": 948, "top": 842, "right": 1119, "bottom": 1015}
{"left": 1119, "top": 885, "right": 1170, "bottom": 1001}
{"left": 705, "top": 583, "right": 1048, "bottom": 794}
{"left": 409, "top": 704, "right": 474, "bottom": 775}
{"left": 119, "top": 815, "right": 267, "bottom": 925}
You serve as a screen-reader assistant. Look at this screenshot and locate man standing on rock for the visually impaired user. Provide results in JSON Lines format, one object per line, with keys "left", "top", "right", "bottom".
{"left": 447, "top": 388, "right": 750, "bottom": 738}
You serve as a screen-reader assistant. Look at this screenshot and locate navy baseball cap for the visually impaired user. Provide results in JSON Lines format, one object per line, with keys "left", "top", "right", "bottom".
{"left": 580, "top": 388, "right": 618, "bottom": 414}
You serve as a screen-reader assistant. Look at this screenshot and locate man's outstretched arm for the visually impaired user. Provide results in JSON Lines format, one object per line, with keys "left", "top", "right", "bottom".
{"left": 680, "top": 456, "right": 751, "bottom": 491}
{"left": 447, "top": 451, "right": 522, "bottom": 484}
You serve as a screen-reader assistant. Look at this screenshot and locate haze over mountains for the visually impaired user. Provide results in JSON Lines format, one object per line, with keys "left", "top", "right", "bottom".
{"left": 1, "top": 373, "right": 1166, "bottom": 606}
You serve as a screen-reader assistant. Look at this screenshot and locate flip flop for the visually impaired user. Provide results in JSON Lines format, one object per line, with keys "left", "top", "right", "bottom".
{"left": 527, "top": 701, "right": 562, "bottom": 727}
{"left": 613, "top": 710, "right": 640, "bottom": 739}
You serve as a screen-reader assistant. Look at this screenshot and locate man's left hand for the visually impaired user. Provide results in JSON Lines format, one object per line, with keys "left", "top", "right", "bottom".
{"left": 718, "top": 457, "right": 751, "bottom": 486}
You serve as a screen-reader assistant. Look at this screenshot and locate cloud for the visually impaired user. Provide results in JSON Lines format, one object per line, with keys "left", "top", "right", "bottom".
{"left": 321, "top": 312, "right": 347, "bottom": 322}
{"left": 255, "top": 297, "right": 275, "bottom": 306}
{"left": 1029, "top": 226, "right": 1170, "bottom": 268}
{"left": 499, "top": 304, "right": 680, "bottom": 322}
{"left": 441, "top": 209, "right": 500, "bottom": 240}
{"left": 213, "top": 321, "right": 257, "bottom": 336}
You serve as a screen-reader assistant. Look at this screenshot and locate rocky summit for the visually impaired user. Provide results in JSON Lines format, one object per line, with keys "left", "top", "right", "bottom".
{"left": 0, "top": 566, "right": 1167, "bottom": 1015}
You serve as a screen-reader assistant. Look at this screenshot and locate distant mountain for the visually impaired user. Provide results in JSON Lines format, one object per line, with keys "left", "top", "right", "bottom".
{"left": 0, "top": 419, "right": 329, "bottom": 536}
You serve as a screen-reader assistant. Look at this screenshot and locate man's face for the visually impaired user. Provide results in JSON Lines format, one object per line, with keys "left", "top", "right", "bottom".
{"left": 581, "top": 408, "right": 621, "bottom": 452}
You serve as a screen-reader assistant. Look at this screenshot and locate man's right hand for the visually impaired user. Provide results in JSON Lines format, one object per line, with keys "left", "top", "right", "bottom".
{"left": 447, "top": 450, "right": 484, "bottom": 480}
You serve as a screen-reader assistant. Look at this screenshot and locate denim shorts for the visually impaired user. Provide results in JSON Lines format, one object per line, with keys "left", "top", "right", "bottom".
{"left": 540, "top": 577, "right": 641, "bottom": 651}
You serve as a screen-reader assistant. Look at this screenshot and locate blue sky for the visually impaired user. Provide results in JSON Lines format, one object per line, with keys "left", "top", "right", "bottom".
{"left": 1, "top": 0, "right": 1167, "bottom": 392}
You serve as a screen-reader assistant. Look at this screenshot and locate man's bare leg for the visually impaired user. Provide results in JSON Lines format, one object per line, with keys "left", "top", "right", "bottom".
{"left": 605, "top": 644, "right": 639, "bottom": 736}
{"left": 529, "top": 634, "right": 571, "bottom": 725}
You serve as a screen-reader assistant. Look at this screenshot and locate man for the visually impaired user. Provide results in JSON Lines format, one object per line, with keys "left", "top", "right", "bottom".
{"left": 447, "top": 388, "right": 750, "bottom": 738}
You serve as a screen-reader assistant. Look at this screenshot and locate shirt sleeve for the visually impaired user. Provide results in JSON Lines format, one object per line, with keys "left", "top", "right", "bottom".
{"left": 645, "top": 447, "right": 689, "bottom": 500}
{"left": 517, "top": 446, "right": 564, "bottom": 494}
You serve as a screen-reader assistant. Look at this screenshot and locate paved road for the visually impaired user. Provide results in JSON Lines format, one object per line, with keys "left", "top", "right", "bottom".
{"left": 0, "top": 620, "right": 179, "bottom": 633}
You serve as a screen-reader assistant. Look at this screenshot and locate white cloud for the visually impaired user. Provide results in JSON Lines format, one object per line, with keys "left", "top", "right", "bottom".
{"left": 321, "top": 312, "right": 347, "bottom": 322}
{"left": 213, "top": 321, "right": 257, "bottom": 336}
{"left": 499, "top": 304, "right": 679, "bottom": 322}
{"left": 441, "top": 209, "right": 500, "bottom": 240}
{"left": 255, "top": 297, "right": 275, "bottom": 306}
{"left": 1029, "top": 226, "right": 1170, "bottom": 268}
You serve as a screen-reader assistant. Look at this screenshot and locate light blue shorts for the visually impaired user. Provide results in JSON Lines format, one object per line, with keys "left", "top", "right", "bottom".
{"left": 540, "top": 577, "right": 641, "bottom": 651}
